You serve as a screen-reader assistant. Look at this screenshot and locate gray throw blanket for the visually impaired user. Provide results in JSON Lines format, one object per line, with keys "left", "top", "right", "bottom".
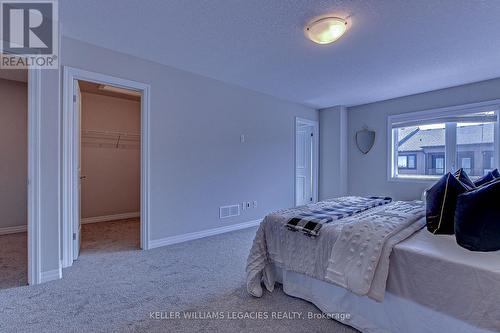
{"left": 286, "top": 196, "right": 392, "bottom": 237}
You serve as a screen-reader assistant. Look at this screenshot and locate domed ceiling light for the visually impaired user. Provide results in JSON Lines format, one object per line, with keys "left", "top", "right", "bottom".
{"left": 305, "top": 17, "right": 348, "bottom": 44}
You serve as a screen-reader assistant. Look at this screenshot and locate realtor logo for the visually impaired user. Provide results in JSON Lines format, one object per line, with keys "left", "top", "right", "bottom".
{"left": 1, "top": 0, "right": 58, "bottom": 69}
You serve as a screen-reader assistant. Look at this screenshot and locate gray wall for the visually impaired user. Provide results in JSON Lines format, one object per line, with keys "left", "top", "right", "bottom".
{"left": 37, "top": 37, "right": 500, "bottom": 277}
{"left": 0, "top": 79, "right": 27, "bottom": 229}
{"left": 319, "top": 105, "right": 347, "bottom": 200}
{"left": 347, "top": 77, "right": 500, "bottom": 200}
{"left": 58, "top": 37, "right": 317, "bottom": 248}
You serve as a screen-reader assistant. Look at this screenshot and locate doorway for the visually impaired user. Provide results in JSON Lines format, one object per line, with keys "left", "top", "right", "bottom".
{"left": 295, "top": 117, "right": 319, "bottom": 206}
{"left": 62, "top": 67, "right": 151, "bottom": 268}
{"left": 77, "top": 80, "right": 141, "bottom": 255}
{"left": 0, "top": 53, "right": 42, "bottom": 286}
{"left": 0, "top": 66, "right": 28, "bottom": 288}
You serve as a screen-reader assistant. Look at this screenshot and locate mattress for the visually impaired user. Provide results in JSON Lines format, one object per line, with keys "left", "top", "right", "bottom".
{"left": 265, "top": 217, "right": 500, "bottom": 332}
{"left": 386, "top": 226, "right": 500, "bottom": 331}
{"left": 273, "top": 265, "right": 496, "bottom": 333}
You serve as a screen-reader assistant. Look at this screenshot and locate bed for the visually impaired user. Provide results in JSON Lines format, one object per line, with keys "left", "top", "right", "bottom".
{"left": 246, "top": 197, "right": 500, "bottom": 333}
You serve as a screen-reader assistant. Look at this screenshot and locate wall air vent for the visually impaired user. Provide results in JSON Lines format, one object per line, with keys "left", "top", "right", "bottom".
{"left": 219, "top": 205, "right": 240, "bottom": 219}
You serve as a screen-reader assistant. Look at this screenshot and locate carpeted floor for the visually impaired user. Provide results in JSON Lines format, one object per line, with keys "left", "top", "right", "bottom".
{"left": 0, "top": 219, "right": 357, "bottom": 333}
{"left": 0, "top": 219, "right": 140, "bottom": 290}
{"left": 80, "top": 218, "right": 141, "bottom": 254}
{"left": 0, "top": 231, "right": 27, "bottom": 289}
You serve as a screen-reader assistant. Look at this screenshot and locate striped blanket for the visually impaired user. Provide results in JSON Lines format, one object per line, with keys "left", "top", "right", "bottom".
{"left": 286, "top": 196, "right": 392, "bottom": 237}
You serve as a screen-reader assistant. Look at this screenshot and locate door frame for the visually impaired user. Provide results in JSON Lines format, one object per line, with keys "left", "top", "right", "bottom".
{"left": 294, "top": 117, "right": 319, "bottom": 206}
{"left": 27, "top": 67, "right": 42, "bottom": 284}
{"left": 62, "top": 66, "right": 151, "bottom": 268}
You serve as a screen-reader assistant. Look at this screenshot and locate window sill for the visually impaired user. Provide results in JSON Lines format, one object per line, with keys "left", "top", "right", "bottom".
{"left": 388, "top": 175, "right": 440, "bottom": 184}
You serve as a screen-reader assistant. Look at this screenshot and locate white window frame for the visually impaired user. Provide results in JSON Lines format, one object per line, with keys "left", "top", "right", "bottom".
{"left": 388, "top": 99, "right": 500, "bottom": 183}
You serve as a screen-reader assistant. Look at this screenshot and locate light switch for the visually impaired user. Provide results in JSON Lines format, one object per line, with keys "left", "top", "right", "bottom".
{"left": 240, "top": 134, "right": 245, "bottom": 143}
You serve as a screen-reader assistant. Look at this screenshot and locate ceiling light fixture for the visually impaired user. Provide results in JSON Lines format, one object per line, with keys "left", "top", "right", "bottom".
{"left": 305, "top": 17, "right": 348, "bottom": 45}
{"left": 98, "top": 84, "right": 141, "bottom": 97}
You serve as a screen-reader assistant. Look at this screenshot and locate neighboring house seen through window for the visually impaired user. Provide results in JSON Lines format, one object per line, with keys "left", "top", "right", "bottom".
{"left": 389, "top": 102, "right": 499, "bottom": 180}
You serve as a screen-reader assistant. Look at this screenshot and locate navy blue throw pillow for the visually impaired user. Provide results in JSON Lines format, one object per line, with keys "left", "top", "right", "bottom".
{"left": 492, "top": 168, "right": 500, "bottom": 178}
{"left": 454, "top": 168, "right": 476, "bottom": 190}
{"left": 426, "top": 173, "right": 469, "bottom": 234}
{"left": 474, "top": 171, "right": 495, "bottom": 187}
{"left": 455, "top": 180, "right": 500, "bottom": 251}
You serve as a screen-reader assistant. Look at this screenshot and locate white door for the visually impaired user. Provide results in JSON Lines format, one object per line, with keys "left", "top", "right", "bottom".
{"left": 73, "top": 80, "right": 82, "bottom": 260}
{"left": 295, "top": 125, "right": 314, "bottom": 206}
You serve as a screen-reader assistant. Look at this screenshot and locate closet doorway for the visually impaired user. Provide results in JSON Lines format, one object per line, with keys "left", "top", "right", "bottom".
{"left": 62, "top": 67, "right": 151, "bottom": 268}
{"left": 77, "top": 80, "right": 141, "bottom": 256}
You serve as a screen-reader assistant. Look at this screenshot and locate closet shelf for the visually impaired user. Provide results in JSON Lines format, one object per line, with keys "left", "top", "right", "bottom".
{"left": 82, "top": 129, "right": 140, "bottom": 149}
{"left": 82, "top": 129, "right": 140, "bottom": 141}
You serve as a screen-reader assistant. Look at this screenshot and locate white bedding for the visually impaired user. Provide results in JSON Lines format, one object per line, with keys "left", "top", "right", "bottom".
{"left": 274, "top": 264, "right": 497, "bottom": 333}
{"left": 325, "top": 201, "right": 424, "bottom": 300}
{"left": 246, "top": 200, "right": 425, "bottom": 301}
{"left": 386, "top": 228, "right": 500, "bottom": 331}
{"left": 246, "top": 200, "right": 500, "bottom": 332}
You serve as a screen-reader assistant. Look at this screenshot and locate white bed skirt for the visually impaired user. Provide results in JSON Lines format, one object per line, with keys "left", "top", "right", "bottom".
{"left": 272, "top": 264, "right": 494, "bottom": 333}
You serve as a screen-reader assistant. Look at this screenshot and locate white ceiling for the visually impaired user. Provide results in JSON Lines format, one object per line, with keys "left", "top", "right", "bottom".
{"left": 60, "top": 0, "right": 500, "bottom": 109}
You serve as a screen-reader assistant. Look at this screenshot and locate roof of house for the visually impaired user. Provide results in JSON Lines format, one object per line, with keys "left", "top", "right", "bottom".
{"left": 398, "top": 124, "right": 494, "bottom": 152}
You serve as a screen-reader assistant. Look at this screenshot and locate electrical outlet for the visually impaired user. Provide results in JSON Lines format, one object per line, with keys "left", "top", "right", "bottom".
{"left": 253, "top": 201, "right": 257, "bottom": 208}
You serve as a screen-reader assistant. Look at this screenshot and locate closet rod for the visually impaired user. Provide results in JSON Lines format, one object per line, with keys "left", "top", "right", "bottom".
{"left": 82, "top": 129, "right": 140, "bottom": 138}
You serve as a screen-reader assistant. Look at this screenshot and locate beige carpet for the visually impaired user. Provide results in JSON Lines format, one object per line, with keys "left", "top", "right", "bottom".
{"left": 81, "top": 218, "right": 140, "bottom": 254}
{"left": 0, "top": 220, "right": 358, "bottom": 333}
{"left": 0, "top": 218, "right": 140, "bottom": 290}
{"left": 0, "top": 231, "right": 27, "bottom": 289}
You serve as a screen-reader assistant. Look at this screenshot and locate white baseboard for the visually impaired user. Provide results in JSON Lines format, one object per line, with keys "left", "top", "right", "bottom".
{"left": 40, "top": 266, "right": 62, "bottom": 283}
{"left": 0, "top": 225, "right": 27, "bottom": 235}
{"left": 149, "top": 219, "right": 262, "bottom": 249}
{"left": 81, "top": 212, "right": 140, "bottom": 224}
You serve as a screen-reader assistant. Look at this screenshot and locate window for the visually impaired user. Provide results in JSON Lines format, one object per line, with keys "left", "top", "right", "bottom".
{"left": 398, "top": 154, "right": 416, "bottom": 170}
{"left": 389, "top": 101, "right": 499, "bottom": 181}
{"left": 457, "top": 151, "right": 474, "bottom": 175}
{"left": 483, "top": 151, "right": 494, "bottom": 174}
{"left": 428, "top": 153, "right": 445, "bottom": 175}
{"left": 397, "top": 156, "right": 407, "bottom": 168}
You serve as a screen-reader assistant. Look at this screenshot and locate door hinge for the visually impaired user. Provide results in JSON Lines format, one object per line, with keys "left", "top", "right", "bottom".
{"left": 73, "top": 94, "right": 76, "bottom": 103}
{"left": 73, "top": 233, "right": 76, "bottom": 240}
